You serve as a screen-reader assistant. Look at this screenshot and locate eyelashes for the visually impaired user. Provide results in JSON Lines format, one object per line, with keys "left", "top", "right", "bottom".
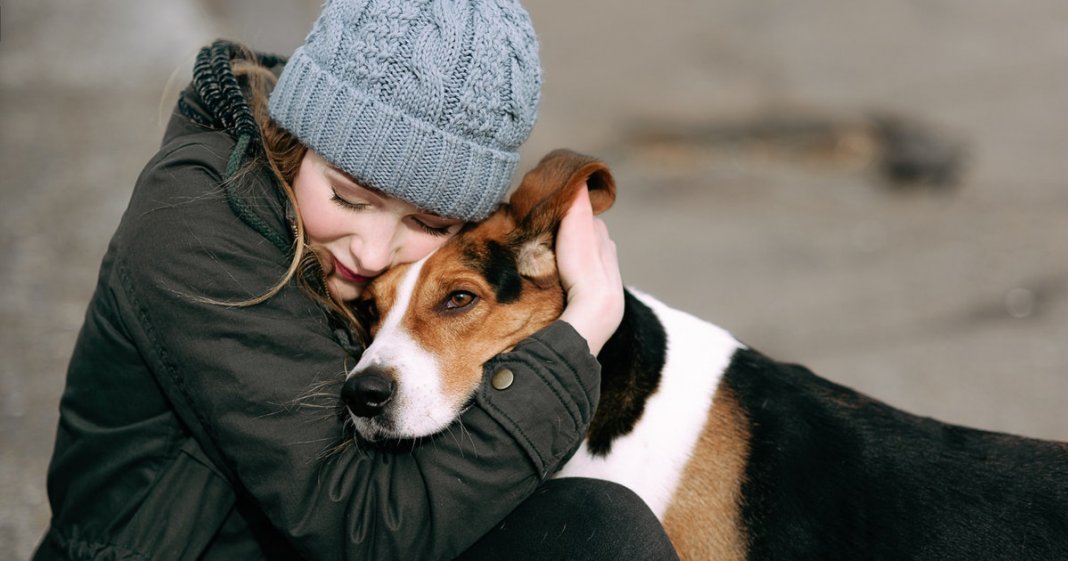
{"left": 331, "top": 190, "right": 370, "bottom": 211}
{"left": 414, "top": 221, "right": 453, "bottom": 237}
{"left": 330, "top": 190, "right": 453, "bottom": 237}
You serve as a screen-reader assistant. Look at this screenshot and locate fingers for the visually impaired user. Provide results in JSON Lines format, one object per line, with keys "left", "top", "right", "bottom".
{"left": 556, "top": 185, "right": 624, "bottom": 356}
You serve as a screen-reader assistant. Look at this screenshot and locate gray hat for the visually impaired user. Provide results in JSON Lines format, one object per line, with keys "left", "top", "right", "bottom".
{"left": 269, "top": 0, "right": 542, "bottom": 221}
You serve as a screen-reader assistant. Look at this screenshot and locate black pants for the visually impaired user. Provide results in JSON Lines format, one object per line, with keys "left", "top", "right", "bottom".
{"left": 456, "top": 478, "right": 680, "bottom": 561}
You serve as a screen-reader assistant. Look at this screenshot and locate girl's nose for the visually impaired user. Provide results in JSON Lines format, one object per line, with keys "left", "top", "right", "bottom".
{"left": 351, "top": 223, "right": 398, "bottom": 274}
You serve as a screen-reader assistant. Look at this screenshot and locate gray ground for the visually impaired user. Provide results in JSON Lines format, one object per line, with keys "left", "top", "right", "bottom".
{"left": 2, "top": 0, "right": 1066, "bottom": 556}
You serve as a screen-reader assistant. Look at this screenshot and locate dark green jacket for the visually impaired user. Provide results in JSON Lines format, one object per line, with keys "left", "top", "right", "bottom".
{"left": 33, "top": 55, "right": 600, "bottom": 561}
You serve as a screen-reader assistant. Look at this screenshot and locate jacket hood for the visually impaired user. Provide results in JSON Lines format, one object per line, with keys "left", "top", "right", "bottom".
{"left": 164, "top": 41, "right": 294, "bottom": 256}
{"left": 166, "top": 41, "right": 286, "bottom": 148}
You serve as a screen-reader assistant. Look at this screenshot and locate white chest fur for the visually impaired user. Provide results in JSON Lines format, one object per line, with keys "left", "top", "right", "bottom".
{"left": 553, "top": 289, "right": 742, "bottom": 519}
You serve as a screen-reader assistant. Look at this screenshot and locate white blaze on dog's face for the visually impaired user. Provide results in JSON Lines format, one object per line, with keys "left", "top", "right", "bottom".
{"left": 346, "top": 214, "right": 564, "bottom": 440}
{"left": 346, "top": 254, "right": 447, "bottom": 441}
{"left": 344, "top": 150, "right": 616, "bottom": 441}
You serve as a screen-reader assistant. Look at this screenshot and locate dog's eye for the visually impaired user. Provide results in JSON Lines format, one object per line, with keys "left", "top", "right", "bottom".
{"left": 444, "top": 291, "right": 477, "bottom": 311}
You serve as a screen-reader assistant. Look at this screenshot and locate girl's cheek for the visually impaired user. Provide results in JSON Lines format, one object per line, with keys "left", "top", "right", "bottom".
{"left": 301, "top": 201, "right": 344, "bottom": 245}
{"left": 408, "top": 232, "right": 452, "bottom": 261}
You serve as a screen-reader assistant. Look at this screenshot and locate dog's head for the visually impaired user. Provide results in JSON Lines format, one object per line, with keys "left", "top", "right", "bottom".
{"left": 342, "top": 149, "right": 615, "bottom": 441}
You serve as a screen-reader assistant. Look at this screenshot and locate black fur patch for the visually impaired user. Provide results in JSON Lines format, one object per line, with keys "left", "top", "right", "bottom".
{"left": 587, "top": 290, "right": 668, "bottom": 455}
{"left": 478, "top": 241, "right": 522, "bottom": 304}
{"left": 725, "top": 347, "right": 1068, "bottom": 560}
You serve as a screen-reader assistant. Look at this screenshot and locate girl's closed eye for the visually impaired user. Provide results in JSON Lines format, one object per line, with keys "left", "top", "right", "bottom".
{"left": 331, "top": 189, "right": 370, "bottom": 211}
{"left": 412, "top": 218, "right": 455, "bottom": 237}
{"left": 331, "top": 185, "right": 458, "bottom": 236}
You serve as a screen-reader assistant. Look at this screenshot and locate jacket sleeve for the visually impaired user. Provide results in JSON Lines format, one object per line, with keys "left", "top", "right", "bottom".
{"left": 112, "top": 139, "right": 601, "bottom": 561}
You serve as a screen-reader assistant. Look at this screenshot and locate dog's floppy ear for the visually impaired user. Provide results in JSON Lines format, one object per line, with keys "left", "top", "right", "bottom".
{"left": 508, "top": 149, "right": 616, "bottom": 284}
{"left": 510, "top": 149, "right": 616, "bottom": 235}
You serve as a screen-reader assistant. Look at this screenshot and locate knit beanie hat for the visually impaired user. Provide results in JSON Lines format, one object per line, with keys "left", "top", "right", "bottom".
{"left": 268, "top": 0, "right": 542, "bottom": 222}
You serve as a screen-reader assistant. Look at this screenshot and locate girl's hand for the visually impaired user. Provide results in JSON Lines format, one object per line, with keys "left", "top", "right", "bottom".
{"left": 556, "top": 185, "right": 624, "bottom": 356}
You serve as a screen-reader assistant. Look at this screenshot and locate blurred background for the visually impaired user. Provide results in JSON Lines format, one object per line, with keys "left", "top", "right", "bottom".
{"left": 2, "top": 0, "right": 1066, "bottom": 555}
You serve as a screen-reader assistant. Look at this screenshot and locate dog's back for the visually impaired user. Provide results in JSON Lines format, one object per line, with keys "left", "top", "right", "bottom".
{"left": 561, "top": 286, "right": 1068, "bottom": 561}
{"left": 725, "top": 345, "right": 1068, "bottom": 561}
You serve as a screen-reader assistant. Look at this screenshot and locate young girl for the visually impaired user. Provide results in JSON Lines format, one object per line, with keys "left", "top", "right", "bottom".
{"left": 33, "top": 1, "right": 678, "bottom": 560}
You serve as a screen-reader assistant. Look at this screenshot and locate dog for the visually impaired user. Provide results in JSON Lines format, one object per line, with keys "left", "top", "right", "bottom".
{"left": 340, "top": 149, "right": 1068, "bottom": 560}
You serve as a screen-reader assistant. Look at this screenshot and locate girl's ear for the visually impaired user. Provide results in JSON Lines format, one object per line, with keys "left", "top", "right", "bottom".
{"left": 508, "top": 149, "right": 616, "bottom": 238}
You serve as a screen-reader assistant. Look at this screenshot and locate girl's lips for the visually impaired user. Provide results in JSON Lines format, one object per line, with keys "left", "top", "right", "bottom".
{"left": 333, "top": 257, "right": 372, "bottom": 284}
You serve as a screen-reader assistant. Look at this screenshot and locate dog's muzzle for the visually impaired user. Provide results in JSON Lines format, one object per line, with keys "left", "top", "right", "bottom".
{"left": 342, "top": 370, "right": 394, "bottom": 418}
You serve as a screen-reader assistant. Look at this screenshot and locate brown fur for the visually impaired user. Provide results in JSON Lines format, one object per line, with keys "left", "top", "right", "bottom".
{"left": 357, "top": 150, "right": 615, "bottom": 410}
{"left": 663, "top": 382, "right": 751, "bottom": 560}
{"left": 400, "top": 234, "right": 565, "bottom": 402}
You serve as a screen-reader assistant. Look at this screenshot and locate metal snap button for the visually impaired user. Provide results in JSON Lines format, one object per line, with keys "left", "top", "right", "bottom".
{"left": 491, "top": 368, "right": 515, "bottom": 390}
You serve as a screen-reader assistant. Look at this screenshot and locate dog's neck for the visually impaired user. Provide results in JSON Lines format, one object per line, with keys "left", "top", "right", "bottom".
{"left": 586, "top": 289, "right": 668, "bottom": 455}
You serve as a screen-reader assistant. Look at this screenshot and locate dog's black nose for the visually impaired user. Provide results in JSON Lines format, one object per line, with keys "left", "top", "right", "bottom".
{"left": 341, "top": 373, "right": 394, "bottom": 418}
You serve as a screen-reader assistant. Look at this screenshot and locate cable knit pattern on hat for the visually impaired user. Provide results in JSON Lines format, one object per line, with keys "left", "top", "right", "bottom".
{"left": 269, "top": 0, "right": 541, "bottom": 221}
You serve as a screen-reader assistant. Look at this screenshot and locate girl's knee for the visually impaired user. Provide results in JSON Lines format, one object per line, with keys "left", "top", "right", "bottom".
{"left": 540, "top": 477, "right": 657, "bottom": 526}
{"left": 459, "top": 478, "right": 679, "bottom": 561}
